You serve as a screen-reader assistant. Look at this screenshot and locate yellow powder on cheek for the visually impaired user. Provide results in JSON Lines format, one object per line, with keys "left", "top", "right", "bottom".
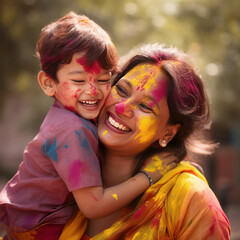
{"left": 134, "top": 115, "right": 158, "bottom": 143}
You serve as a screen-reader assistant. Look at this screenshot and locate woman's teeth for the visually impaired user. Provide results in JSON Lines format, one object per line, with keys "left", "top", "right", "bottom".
{"left": 108, "top": 115, "right": 131, "bottom": 132}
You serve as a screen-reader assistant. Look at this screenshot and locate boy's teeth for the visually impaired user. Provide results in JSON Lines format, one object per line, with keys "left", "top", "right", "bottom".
{"left": 108, "top": 115, "right": 130, "bottom": 132}
{"left": 81, "top": 100, "right": 97, "bottom": 105}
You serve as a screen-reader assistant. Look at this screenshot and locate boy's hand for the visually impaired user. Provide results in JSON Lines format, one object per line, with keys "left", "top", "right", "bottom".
{"left": 140, "top": 153, "right": 177, "bottom": 184}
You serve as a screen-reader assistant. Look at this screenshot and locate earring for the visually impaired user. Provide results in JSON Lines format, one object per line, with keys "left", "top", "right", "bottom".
{"left": 161, "top": 139, "right": 167, "bottom": 147}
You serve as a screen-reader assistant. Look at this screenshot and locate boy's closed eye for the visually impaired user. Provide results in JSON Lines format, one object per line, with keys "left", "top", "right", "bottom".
{"left": 71, "top": 79, "right": 85, "bottom": 83}
{"left": 98, "top": 79, "right": 111, "bottom": 84}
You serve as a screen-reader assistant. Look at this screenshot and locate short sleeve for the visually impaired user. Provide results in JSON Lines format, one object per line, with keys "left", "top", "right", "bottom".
{"left": 40, "top": 120, "right": 102, "bottom": 191}
{"left": 167, "top": 173, "right": 231, "bottom": 240}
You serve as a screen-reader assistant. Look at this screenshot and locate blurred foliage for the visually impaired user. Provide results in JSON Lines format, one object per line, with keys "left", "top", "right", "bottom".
{"left": 0, "top": 0, "right": 240, "bottom": 130}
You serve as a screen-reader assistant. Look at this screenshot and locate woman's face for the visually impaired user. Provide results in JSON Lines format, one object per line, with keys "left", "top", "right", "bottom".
{"left": 98, "top": 63, "right": 171, "bottom": 155}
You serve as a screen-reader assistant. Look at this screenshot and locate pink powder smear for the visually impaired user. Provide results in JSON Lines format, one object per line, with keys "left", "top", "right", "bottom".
{"left": 151, "top": 80, "right": 168, "bottom": 103}
{"left": 69, "top": 160, "right": 83, "bottom": 188}
{"left": 89, "top": 192, "right": 99, "bottom": 201}
{"left": 76, "top": 57, "right": 101, "bottom": 74}
{"left": 115, "top": 101, "right": 126, "bottom": 114}
{"left": 74, "top": 89, "right": 82, "bottom": 98}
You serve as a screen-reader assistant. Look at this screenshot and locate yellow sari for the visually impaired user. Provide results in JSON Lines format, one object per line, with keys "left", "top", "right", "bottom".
{"left": 60, "top": 162, "right": 230, "bottom": 240}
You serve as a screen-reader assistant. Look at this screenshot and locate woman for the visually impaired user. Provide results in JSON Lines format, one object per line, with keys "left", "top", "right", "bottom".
{"left": 60, "top": 44, "right": 231, "bottom": 239}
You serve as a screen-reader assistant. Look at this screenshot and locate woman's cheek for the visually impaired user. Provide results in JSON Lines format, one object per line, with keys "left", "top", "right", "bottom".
{"left": 134, "top": 115, "right": 158, "bottom": 144}
{"left": 104, "top": 87, "right": 120, "bottom": 107}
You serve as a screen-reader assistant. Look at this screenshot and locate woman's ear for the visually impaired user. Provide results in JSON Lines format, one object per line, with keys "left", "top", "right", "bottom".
{"left": 38, "top": 70, "right": 56, "bottom": 97}
{"left": 159, "top": 124, "right": 181, "bottom": 147}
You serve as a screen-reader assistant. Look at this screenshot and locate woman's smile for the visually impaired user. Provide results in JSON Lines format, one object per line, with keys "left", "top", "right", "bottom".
{"left": 105, "top": 112, "right": 132, "bottom": 133}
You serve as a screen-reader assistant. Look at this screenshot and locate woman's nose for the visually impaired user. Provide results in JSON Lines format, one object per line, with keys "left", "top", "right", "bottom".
{"left": 115, "top": 100, "right": 133, "bottom": 118}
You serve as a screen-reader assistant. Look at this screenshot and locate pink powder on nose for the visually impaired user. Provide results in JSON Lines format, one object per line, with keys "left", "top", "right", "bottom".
{"left": 76, "top": 57, "right": 101, "bottom": 74}
{"left": 115, "top": 101, "right": 126, "bottom": 114}
{"left": 90, "top": 85, "right": 97, "bottom": 96}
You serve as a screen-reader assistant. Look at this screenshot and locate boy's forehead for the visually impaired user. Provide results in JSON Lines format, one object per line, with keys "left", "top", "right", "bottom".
{"left": 72, "top": 52, "right": 101, "bottom": 74}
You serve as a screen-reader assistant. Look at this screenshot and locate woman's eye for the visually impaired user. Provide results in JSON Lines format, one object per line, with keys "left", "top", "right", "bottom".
{"left": 116, "top": 85, "right": 127, "bottom": 96}
{"left": 139, "top": 103, "right": 153, "bottom": 112}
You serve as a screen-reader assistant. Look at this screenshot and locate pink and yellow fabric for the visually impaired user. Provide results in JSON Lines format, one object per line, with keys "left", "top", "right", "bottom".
{"left": 60, "top": 161, "right": 231, "bottom": 240}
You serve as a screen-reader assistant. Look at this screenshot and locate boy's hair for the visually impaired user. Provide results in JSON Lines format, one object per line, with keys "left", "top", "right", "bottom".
{"left": 36, "top": 11, "right": 118, "bottom": 81}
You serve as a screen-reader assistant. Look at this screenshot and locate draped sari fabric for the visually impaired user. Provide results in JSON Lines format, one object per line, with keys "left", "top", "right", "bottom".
{"left": 60, "top": 162, "right": 231, "bottom": 240}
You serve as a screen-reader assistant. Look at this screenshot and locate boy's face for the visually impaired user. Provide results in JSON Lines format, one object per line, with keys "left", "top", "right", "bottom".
{"left": 53, "top": 52, "right": 111, "bottom": 119}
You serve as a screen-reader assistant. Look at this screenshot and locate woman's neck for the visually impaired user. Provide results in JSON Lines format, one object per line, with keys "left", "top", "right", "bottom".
{"left": 101, "top": 150, "right": 136, "bottom": 188}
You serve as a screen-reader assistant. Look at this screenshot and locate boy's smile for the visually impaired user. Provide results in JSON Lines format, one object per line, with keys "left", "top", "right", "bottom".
{"left": 53, "top": 52, "right": 111, "bottom": 119}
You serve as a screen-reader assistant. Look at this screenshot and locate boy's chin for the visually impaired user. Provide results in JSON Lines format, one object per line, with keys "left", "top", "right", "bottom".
{"left": 78, "top": 112, "right": 99, "bottom": 120}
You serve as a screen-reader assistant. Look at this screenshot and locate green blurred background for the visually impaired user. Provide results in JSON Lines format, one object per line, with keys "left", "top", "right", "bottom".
{"left": 0, "top": 0, "right": 240, "bottom": 237}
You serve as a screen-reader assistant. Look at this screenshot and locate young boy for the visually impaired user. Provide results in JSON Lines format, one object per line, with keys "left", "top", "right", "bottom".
{"left": 0, "top": 12, "right": 162, "bottom": 239}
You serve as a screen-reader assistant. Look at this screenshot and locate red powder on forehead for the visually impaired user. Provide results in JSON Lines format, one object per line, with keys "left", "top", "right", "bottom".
{"left": 76, "top": 57, "right": 101, "bottom": 74}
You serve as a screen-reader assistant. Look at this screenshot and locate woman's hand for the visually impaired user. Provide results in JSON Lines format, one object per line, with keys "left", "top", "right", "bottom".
{"left": 140, "top": 153, "right": 177, "bottom": 184}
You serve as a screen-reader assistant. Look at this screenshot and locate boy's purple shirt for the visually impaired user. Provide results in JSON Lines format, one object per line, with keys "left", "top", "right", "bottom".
{"left": 0, "top": 100, "right": 102, "bottom": 231}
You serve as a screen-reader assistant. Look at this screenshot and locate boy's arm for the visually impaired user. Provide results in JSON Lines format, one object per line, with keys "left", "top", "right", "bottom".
{"left": 73, "top": 173, "right": 149, "bottom": 219}
{"left": 73, "top": 153, "right": 176, "bottom": 219}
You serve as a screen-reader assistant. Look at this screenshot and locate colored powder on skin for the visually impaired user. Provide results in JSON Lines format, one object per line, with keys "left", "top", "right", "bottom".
{"left": 143, "top": 155, "right": 164, "bottom": 173}
{"left": 69, "top": 161, "right": 83, "bottom": 188}
{"left": 90, "top": 192, "right": 98, "bottom": 201}
{"left": 134, "top": 115, "right": 158, "bottom": 143}
{"left": 76, "top": 57, "right": 101, "bottom": 74}
{"left": 112, "top": 194, "right": 118, "bottom": 201}
{"left": 115, "top": 101, "right": 126, "bottom": 114}
{"left": 125, "top": 64, "right": 158, "bottom": 94}
{"left": 115, "top": 99, "right": 132, "bottom": 115}
{"left": 106, "top": 83, "right": 110, "bottom": 91}
{"left": 74, "top": 89, "right": 82, "bottom": 98}
{"left": 151, "top": 80, "right": 168, "bottom": 103}
{"left": 90, "top": 84, "right": 97, "bottom": 96}
{"left": 102, "top": 130, "right": 108, "bottom": 136}
{"left": 41, "top": 137, "right": 58, "bottom": 162}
